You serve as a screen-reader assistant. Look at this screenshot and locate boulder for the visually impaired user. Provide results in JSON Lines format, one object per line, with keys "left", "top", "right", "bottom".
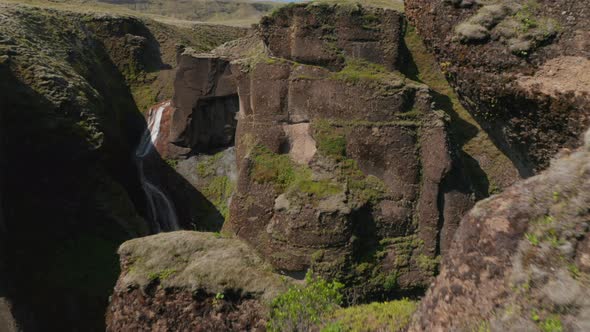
{"left": 410, "top": 129, "right": 590, "bottom": 331}
{"left": 106, "top": 231, "right": 289, "bottom": 331}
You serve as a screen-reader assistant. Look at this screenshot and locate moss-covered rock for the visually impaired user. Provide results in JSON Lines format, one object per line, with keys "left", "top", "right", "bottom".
{"left": 107, "top": 231, "right": 291, "bottom": 331}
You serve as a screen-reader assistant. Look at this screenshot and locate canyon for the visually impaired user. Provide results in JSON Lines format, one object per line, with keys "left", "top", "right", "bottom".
{"left": 0, "top": 0, "right": 588, "bottom": 331}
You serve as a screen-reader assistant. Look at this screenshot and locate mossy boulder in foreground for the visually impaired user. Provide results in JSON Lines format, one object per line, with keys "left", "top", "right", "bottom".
{"left": 106, "top": 231, "right": 290, "bottom": 331}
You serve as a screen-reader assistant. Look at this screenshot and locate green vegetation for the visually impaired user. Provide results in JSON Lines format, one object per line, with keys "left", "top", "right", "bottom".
{"left": 416, "top": 254, "right": 440, "bottom": 274}
{"left": 539, "top": 315, "right": 563, "bottom": 332}
{"left": 148, "top": 268, "right": 177, "bottom": 282}
{"left": 165, "top": 158, "right": 179, "bottom": 168}
{"left": 250, "top": 145, "right": 303, "bottom": 191}
{"left": 268, "top": 271, "right": 344, "bottom": 332}
{"left": 196, "top": 151, "right": 225, "bottom": 178}
{"left": 312, "top": 0, "right": 404, "bottom": 12}
{"left": 331, "top": 59, "right": 402, "bottom": 86}
{"left": 525, "top": 233, "right": 540, "bottom": 246}
{"left": 339, "top": 159, "right": 387, "bottom": 206}
{"left": 202, "top": 175, "right": 235, "bottom": 219}
{"left": 313, "top": 119, "right": 347, "bottom": 159}
{"left": 322, "top": 299, "right": 417, "bottom": 332}
{"left": 250, "top": 145, "right": 345, "bottom": 199}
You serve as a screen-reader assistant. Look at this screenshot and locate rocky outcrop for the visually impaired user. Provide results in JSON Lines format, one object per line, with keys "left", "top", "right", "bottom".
{"left": 405, "top": 0, "right": 590, "bottom": 174}
{"left": 258, "top": 3, "right": 404, "bottom": 70}
{"left": 106, "top": 231, "right": 289, "bottom": 331}
{"left": 160, "top": 2, "right": 472, "bottom": 302}
{"left": 410, "top": 130, "right": 590, "bottom": 331}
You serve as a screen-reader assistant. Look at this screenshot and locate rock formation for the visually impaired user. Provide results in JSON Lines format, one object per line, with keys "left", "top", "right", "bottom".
{"left": 106, "top": 231, "right": 289, "bottom": 331}
{"left": 405, "top": 0, "right": 590, "bottom": 174}
{"left": 157, "top": 2, "right": 474, "bottom": 302}
{"left": 410, "top": 129, "right": 590, "bottom": 331}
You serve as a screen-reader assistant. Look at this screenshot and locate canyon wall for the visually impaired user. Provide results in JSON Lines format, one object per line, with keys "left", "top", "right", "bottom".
{"left": 405, "top": 0, "right": 590, "bottom": 174}
{"left": 0, "top": 3, "right": 242, "bottom": 330}
{"left": 410, "top": 130, "right": 590, "bottom": 331}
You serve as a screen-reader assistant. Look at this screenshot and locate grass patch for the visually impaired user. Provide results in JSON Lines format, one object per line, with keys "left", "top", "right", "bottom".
{"left": 196, "top": 151, "right": 225, "bottom": 178}
{"left": 268, "top": 271, "right": 344, "bottom": 332}
{"left": 324, "top": 299, "right": 417, "bottom": 332}
{"left": 330, "top": 59, "right": 394, "bottom": 84}
{"left": 313, "top": 119, "right": 347, "bottom": 159}
{"left": 250, "top": 145, "right": 344, "bottom": 199}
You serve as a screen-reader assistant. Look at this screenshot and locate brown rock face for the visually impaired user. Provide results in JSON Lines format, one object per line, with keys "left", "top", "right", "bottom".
{"left": 410, "top": 131, "right": 590, "bottom": 331}
{"left": 169, "top": 52, "right": 239, "bottom": 157}
{"left": 259, "top": 3, "right": 404, "bottom": 70}
{"left": 404, "top": 0, "right": 590, "bottom": 174}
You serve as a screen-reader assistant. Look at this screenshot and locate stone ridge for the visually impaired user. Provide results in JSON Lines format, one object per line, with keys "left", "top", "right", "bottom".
{"left": 410, "top": 130, "right": 590, "bottom": 331}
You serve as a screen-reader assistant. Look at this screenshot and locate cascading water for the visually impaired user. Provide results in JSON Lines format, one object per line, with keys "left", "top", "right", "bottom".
{"left": 135, "top": 101, "right": 180, "bottom": 232}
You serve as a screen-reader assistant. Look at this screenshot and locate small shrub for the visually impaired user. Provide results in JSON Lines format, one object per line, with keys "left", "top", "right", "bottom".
{"left": 267, "top": 271, "right": 344, "bottom": 332}
{"left": 539, "top": 315, "right": 563, "bottom": 332}
{"left": 525, "top": 233, "right": 540, "bottom": 246}
{"left": 383, "top": 272, "right": 398, "bottom": 291}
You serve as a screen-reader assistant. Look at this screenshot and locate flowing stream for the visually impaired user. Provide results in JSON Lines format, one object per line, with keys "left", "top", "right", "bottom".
{"left": 135, "top": 101, "right": 180, "bottom": 232}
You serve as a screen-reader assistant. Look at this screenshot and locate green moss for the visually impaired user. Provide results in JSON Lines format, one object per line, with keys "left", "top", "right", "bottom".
{"left": 148, "top": 268, "right": 177, "bottom": 281}
{"left": 383, "top": 272, "right": 398, "bottom": 291}
{"left": 165, "top": 158, "right": 178, "bottom": 168}
{"left": 202, "top": 175, "right": 235, "bottom": 219}
{"left": 330, "top": 59, "right": 394, "bottom": 84}
{"left": 539, "top": 315, "right": 563, "bottom": 332}
{"left": 339, "top": 159, "right": 387, "bottom": 207}
{"left": 250, "top": 145, "right": 345, "bottom": 199}
{"left": 313, "top": 120, "right": 347, "bottom": 159}
{"left": 250, "top": 145, "right": 300, "bottom": 191}
{"left": 416, "top": 254, "right": 440, "bottom": 274}
{"left": 296, "top": 179, "right": 343, "bottom": 198}
{"left": 325, "top": 299, "right": 417, "bottom": 332}
{"left": 196, "top": 151, "right": 225, "bottom": 178}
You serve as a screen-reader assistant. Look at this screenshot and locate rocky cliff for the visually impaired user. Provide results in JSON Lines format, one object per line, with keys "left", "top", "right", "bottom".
{"left": 410, "top": 129, "right": 590, "bottom": 331}
{"left": 0, "top": 2, "right": 243, "bottom": 330}
{"left": 405, "top": 0, "right": 590, "bottom": 174}
{"left": 153, "top": 2, "right": 474, "bottom": 304}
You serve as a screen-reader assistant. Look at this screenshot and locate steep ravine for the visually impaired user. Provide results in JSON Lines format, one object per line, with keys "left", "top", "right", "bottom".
{"left": 0, "top": 2, "right": 244, "bottom": 330}
{"left": 106, "top": 2, "right": 525, "bottom": 329}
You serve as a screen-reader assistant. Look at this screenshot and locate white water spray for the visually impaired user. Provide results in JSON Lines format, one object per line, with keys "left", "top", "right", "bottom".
{"left": 135, "top": 102, "right": 180, "bottom": 232}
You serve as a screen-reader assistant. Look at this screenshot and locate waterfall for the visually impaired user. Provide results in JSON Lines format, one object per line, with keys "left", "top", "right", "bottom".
{"left": 135, "top": 101, "right": 180, "bottom": 232}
